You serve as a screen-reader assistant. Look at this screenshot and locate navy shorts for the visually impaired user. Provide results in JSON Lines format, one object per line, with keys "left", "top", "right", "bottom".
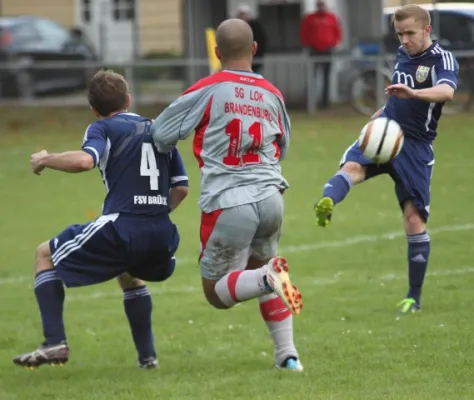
{"left": 49, "top": 213, "right": 180, "bottom": 288}
{"left": 340, "top": 137, "right": 434, "bottom": 221}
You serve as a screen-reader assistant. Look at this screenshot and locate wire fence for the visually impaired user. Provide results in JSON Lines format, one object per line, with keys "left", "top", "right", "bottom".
{"left": 1, "top": 50, "right": 474, "bottom": 117}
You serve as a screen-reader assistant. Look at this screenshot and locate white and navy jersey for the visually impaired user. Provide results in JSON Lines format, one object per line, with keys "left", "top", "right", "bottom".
{"left": 384, "top": 41, "right": 458, "bottom": 142}
{"left": 82, "top": 112, "right": 188, "bottom": 216}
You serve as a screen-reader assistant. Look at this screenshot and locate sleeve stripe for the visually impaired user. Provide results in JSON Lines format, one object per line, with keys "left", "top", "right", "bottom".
{"left": 448, "top": 51, "right": 455, "bottom": 70}
{"left": 83, "top": 146, "right": 100, "bottom": 165}
{"left": 437, "top": 78, "right": 457, "bottom": 88}
{"left": 82, "top": 124, "right": 91, "bottom": 143}
{"left": 433, "top": 45, "right": 455, "bottom": 71}
{"left": 443, "top": 51, "right": 454, "bottom": 71}
{"left": 171, "top": 175, "right": 188, "bottom": 183}
{"left": 442, "top": 51, "right": 448, "bottom": 70}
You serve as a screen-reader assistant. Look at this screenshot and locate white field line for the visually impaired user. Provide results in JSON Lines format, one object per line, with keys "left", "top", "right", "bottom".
{"left": 63, "top": 265, "right": 474, "bottom": 302}
{"left": 1, "top": 222, "right": 473, "bottom": 288}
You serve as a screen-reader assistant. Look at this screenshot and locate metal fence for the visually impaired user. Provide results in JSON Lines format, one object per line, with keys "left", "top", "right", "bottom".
{"left": 1, "top": 50, "right": 474, "bottom": 117}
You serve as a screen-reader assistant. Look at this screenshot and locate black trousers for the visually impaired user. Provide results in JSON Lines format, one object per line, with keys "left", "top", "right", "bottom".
{"left": 311, "top": 50, "right": 332, "bottom": 109}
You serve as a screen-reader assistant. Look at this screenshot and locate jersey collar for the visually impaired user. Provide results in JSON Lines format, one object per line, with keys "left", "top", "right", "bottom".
{"left": 401, "top": 40, "right": 437, "bottom": 59}
{"left": 223, "top": 69, "right": 263, "bottom": 78}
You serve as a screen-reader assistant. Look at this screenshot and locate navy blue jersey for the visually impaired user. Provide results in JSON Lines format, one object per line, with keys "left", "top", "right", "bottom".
{"left": 81, "top": 112, "right": 188, "bottom": 216}
{"left": 384, "top": 41, "right": 458, "bottom": 142}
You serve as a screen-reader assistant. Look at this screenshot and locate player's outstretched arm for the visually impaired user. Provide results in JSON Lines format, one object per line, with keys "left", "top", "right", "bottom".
{"left": 413, "top": 83, "right": 455, "bottom": 103}
{"left": 152, "top": 87, "right": 213, "bottom": 153}
{"left": 385, "top": 83, "right": 454, "bottom": 103}
{"left": 30, "top": 150, "right": 94, "bottom": 175}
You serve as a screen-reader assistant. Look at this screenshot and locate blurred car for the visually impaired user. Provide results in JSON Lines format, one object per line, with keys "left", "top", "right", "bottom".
{"left": 0, "top": 16, "right": 98, "bottom": 98}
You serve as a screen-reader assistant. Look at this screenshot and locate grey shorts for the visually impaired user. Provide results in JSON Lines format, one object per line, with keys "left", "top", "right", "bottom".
{"left": 199, "top": 191, "right": 284, "bottom": 280}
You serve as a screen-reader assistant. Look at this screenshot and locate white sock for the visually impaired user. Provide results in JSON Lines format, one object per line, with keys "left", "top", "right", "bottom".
{"left": 259, "top": 293, "right": 298, "bottom": 366}
{"left": 215, "top": 268, "right": 269, "bottom": 307}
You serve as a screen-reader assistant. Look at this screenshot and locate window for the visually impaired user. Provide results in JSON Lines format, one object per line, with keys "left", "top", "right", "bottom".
{"left": 34, "top": 20, "right": 69, "bottom": 44}
{"left": 439, "top": 13, "right": 474, "bottom": 48}
{"left": 11, "top": 24, "right": 40, "bottom": 44}
{"left": 112, "top": 0, "right": 135, "bottom": 21}
{"left": 82, "top": 0, "right": 91, "bottom": 23}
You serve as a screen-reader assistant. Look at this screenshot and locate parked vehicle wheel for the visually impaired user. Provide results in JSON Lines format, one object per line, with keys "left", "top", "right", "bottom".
{"left": 349, "top": 68, "right": 392, "bottom": 117}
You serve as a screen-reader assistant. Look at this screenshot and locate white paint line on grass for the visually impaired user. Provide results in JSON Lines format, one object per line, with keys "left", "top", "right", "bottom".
{"left": 65, "top": 265, "right": 474, "bottom": 302}
{"left": 1, "top": 222, "right": 473, "bottom": 287}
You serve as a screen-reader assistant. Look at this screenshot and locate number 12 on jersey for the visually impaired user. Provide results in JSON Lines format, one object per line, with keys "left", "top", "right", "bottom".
{"left": 140, "top": 143, "right": 160, "bottom": 190}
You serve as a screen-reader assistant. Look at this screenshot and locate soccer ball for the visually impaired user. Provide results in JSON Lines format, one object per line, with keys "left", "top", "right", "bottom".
{"left": 358, "top": 117, "right": 404, "bottom": 164}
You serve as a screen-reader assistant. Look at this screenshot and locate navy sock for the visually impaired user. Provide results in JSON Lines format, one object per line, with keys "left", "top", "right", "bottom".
{"left": 322, "top": 171, "right": 353, "bottom": 204}
{"left": 123, "top": 286, "right": 155, "bottom": 362}
{"left": 407, "top": 232, "right": 431, "bottom": 304}
{"left": 34, "top": 270, "right": 66, "bottom": 345}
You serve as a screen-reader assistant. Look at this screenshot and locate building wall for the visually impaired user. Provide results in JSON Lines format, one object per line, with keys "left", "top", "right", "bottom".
{"left": 1, "top": 0, "right": 75, "bottom": 28}
{"left": 1, "top": 0, "right": 183, "bottom": 55}
{"left": 139, "top": 0, "right": 182, "bottom": 55}
{"left": 384, "top": 0, "right": 432, "bottom": 6}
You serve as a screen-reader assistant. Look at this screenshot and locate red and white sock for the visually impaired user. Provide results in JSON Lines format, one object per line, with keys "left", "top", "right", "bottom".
{"left": 215, "top": 268, "right": 268, "bottom": 307}
{"left": 259, "top": 293, "right": 298, "bottom": 365}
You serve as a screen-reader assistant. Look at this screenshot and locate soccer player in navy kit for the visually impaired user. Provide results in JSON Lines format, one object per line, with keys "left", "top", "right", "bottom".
{"left": 314, "top": 5, "right": 458, "bottom": 313}
{"left": 13, "top": 70, "right": 189, "bottom": 368}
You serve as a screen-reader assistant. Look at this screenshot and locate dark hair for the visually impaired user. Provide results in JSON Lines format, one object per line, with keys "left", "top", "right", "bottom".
{"left": 87, "top": 69, "right": 129, "bottom": 117}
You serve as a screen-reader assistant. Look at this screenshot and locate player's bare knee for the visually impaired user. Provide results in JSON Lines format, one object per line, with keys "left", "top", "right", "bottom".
{"left": 202, "top": 279, "right": 230, "bottom": 309}
{"left": 204, "top": 290, "right": 229, "bottom": 309}
{"left": 403, "top": 203, "right": 426, "bottom": 234}
{"left": 35, "top": 242, "right": 53, "bottom": 274}
{"left": 117, "top": 273, "right": 144, "bottom": 289}
{"left": 341, "top": 162, "right": 366, "bottom": 184}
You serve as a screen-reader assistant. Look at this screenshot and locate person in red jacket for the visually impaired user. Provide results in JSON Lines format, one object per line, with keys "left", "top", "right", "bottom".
{"left": 300, "top": 0, "right": 342, "bottom": 109}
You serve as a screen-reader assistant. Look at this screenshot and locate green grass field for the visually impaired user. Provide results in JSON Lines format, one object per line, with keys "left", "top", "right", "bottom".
{"left": 0, "top": 107, "right": 473, "bottom": 400}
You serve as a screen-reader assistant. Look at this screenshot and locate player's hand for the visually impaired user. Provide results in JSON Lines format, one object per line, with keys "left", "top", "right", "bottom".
{"left": 30, "top": 150, "right": 48, "bottom": 175}
{"left": 385, "top": 84, "right": 415, "bottom": 99}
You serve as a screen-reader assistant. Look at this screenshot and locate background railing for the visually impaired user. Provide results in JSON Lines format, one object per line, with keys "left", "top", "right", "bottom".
{"left": 1, "top": 51, "right": 473, "bottom": 116}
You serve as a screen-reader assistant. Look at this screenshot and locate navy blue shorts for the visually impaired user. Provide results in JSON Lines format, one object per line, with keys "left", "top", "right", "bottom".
{"left": 49, "top": 213, "right": 179, "bottom": 288}
{"left": 340, "top": 137, "right": 434, "bottom": 221}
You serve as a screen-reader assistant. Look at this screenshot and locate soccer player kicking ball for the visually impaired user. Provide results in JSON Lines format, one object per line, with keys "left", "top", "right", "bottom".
{"left": 315, "top": 4, "right": 458, "bottom": 314}
{"left": 152, "top": 18, "right": 303, "bottom": 371}
{"left": 14, "top": 70, "right": 189, "bottom": 369}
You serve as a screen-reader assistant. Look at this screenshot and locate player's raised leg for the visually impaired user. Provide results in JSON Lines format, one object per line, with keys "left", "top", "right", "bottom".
{"left": 200, "top": 204, "right": 302, "bottom": 314}
{"left": 13, "top": 241, "right": 69, "bottom": 368}
{"left": 314, "top": 141, "right": 369, "bottom": 227}
{"left": 117, "top": 273, "right": 157, "bottom": 369}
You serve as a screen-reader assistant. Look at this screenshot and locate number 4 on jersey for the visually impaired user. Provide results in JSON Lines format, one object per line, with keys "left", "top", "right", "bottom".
{"left": 140, "top": 142, "right": 160, "bottom": 190}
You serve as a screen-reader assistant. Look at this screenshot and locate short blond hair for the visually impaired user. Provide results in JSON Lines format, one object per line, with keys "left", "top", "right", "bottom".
{"left": 391, "top": 4, "right": 431, "bottom": 27}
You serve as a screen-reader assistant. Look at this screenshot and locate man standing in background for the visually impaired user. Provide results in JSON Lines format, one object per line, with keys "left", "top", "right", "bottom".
{"left": 300, "top": 0, "right": 342, "bottom": 109}
{"left": 237, "top": 4, "right": 267, "bottom": 74}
